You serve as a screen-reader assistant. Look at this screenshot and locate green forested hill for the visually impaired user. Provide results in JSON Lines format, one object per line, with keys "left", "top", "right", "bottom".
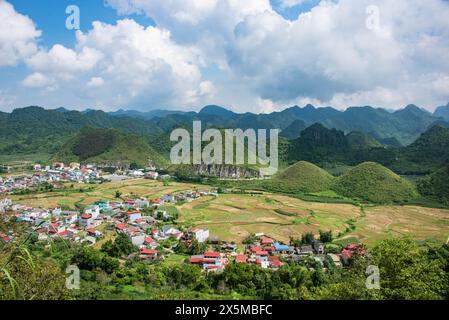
{"left": 146, "top": 104, "right": 443, "bottom": 145}
{"left": 51, "top": 128, "right": 167, "bottom": 167}
{"left": 417, "top": 165, "right": 449, "bottom": 205}
{"left": 266, "top": 161, "right": 335, "bottom": 193}
{"left": 287, "top": 123, "right": 351, "bottom": 164}
{"left": 1, "top": 105, "right": 449, "bottom": 176}
{"left": 280, "top": 119, "right": 307, "bottom": 140}
{"left": 0, "top": 106, "right": 163, "bottom": 156}
{"left": 346, "top": 131, "right": 383, "bottom": 149}
{"left": 334, "top": 162, "right": 418, "bottom": 203}
{"left": 286, "top": 123, "right": 449, "bottom": 175}
{"left": 391, "top": 125, "right": 449, "bottom": 174}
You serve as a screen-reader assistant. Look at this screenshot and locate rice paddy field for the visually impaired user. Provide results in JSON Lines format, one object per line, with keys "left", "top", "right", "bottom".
{"left": 5, "top": 179, "right": 449, "bottom": 246}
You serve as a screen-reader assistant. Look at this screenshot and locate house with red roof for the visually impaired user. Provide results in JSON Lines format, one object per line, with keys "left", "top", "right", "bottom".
{"left": 235, "top": 255, "right": 247, "bottom": 264}
{"left": 255, "top": 251, "right": 269, "bottom": 262}
{"left": 79, "top": 213, "right": 93, "bottom": 227}
{"left": 140, "top": 248, "right": 158, "bottom": 260}
{"left": 151, "top": 198, "right": 164, "bottom": 207}
{"left": 189, "top": 252, "right": 224, "bottom": 272}
{"left": 260, "top": 236, "right": 274, "bottom": 245}
{"left": 268, "top": 256, "right": 282, "bottom": 269}
{"left": 86, "top": 228, "right": 102, "bottom": 237}
{"left": 115, "top": 223, "right": 127, "bottom": 231}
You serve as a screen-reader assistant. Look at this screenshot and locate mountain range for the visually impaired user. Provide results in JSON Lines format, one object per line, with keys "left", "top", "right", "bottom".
{"left": 1, "top": 103, "right": 449, "bottom": 175}
{"left": 110, "top": 103, "right": 447, "bottom": 145}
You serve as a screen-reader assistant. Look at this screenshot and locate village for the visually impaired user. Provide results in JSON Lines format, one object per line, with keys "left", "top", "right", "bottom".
{"left": 0, "top": 161, "right": 170, "bottom": 194}
{"left": 0, "top": 162, "right": 366, "bottom": 273}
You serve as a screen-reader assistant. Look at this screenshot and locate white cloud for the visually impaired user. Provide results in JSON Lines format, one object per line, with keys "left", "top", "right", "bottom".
{"left": 198, "top": 81, "right": 216, "bottom": 97}
{"left": 87, "top": 77, "right": 105, "bottom": 88}
{"left": 3, "top": 0, "right": 449, "bottom": 112}
{"left": 226, "top": 0, "right": 449, "bottom": 111}
{"left": 26, "top": 45, "right": 103, "bottom": 73}
{"left": 103, "top": 0, "right": 449, "bottom": 112}
{"left": 0, "top": 90, "right": 16, "bottom": 109}
{"left": 0, "top": 0, "right": 41, "bottom": 67}
{"left": 105, "top": 0, "right": 272, "bottom": 66}
{"left": 19, "top": 19, "right": 215, "bottom": 110}
{"left": 22, "top": 72, "right": 50, "bottom": 88}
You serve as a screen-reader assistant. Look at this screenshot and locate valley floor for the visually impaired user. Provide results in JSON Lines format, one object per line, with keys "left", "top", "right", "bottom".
{"left": 6, "top": 178, "right": 449, "bottom": 246}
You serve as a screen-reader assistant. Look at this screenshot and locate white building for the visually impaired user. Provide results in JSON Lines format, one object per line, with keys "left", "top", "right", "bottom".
{"left": 84, "top": 205, "right": 100, "bottom": 219}
{"left": 190, "top": 228, "right": 210, "bottom": 243}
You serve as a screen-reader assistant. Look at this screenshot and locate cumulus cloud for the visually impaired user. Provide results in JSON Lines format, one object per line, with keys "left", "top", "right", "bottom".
{"left": 26, "top": 45, "right": 103, "bottom": 73}
{"left": 87, "top": 77, "right": 105, "bottom": 88}
{"left": 102, "top": 0, "right": 449, "bottom": 111}
{"left": 3, "top": 0, "right": 449, "bottom": 111}
{"left": 22, "top": 72, "right": 50, "bottom": 88}
{"left": 18, "top": 18, "right": 215, "bottom": 110}
{"left": 228, "top": 0, "right": 449, "bottom": 110}
{"left": 105, "top": 0, "right": 272, "bottom": 66}
{"left": 0, "top": 90, "right": 16, "bottom": 109}
{"left": 0, "top": 0, "right": 41, "bottom": 67}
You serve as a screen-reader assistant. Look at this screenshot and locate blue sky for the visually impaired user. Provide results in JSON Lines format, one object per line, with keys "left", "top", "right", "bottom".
{"left": 1, "top": 0, "right": 449, "bottom": 113}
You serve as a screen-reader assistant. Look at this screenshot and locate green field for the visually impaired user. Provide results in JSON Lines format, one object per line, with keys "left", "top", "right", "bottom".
{"left": 5, "top": 179, "right": 449, "bottom": 246}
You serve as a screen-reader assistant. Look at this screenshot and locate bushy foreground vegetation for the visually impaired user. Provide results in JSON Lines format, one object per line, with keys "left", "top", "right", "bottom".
{"left": 1, "top": 221, "right": 448, "bottom": 300}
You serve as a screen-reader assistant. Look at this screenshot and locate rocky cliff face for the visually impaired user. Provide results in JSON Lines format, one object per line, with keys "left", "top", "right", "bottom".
{"left": 189, "top": 164, "right": 261, "bottom": 179}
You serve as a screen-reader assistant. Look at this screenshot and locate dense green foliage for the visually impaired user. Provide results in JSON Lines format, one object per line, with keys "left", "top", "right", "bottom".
{"left": 287, "top": 123, "right": 449, "bottom": 175}
{"left": 287, "top": 124, "right": 351, "bottom": 164}
{"left": 418, "top": 165, "right": 449, "bottom": 205}
{"left": 280, "top": 119, "right": 307, "bottom": 140}
{"left": 334, "top": 162, "right": 418, "bottom": 203}
{"left": 4, "top": 233, "right": 447, "bottom": 300}
{"left": 101, "top": 233, "right": 137, "bottom": 258}
{"left": 346, "top": 131, "right": 382, "bottom": 149}
{"left": 0, "top": 106, "right": 163, "bottom": 156}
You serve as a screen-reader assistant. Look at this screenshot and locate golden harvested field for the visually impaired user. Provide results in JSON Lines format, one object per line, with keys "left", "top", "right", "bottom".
{"left": 4, "top": 179, "right": 449, "bottom": 246}
{"left": 178, "top": 193, "right": 360, "bottom": 243}
{"left": 353, "top": 205, "right": 449, "bottom": 245}
{"left": 8, "top": 179, "right": 197, "bottom": 208}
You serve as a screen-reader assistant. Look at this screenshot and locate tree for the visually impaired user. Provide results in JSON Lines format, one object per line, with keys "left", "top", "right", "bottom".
{"left": 301, "top": 232, "right": 315, "bottom": 245}
{"left": 289, "top": 237, "right": 302, "bottom": 247}
{"left": 371, "top": 238, "right": 448, "bottom": 300}
{"left": 114, "top": 190, "right": 122, "bottom": 199}
{"left": 129, "top": 163, "right": 139, "bottom": 170}
{"left": 101, "top": 233, "right": 136, "bottom": 258}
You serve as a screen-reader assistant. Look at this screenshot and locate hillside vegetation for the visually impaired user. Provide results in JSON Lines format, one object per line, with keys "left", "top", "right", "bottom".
{"left": 417, "top": 165, "right": 449, "bottom": 205}
{"left": 51, "top": 128, "right": 166, "bottom": 167}
{"left": 334, "top": 162, "right": 418, "bottom": 203}
{"left": 265, "top": 161, "right": 335, "bottom": 194}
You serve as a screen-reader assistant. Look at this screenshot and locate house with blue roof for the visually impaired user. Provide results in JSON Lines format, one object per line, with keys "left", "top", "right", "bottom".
{"left": 274, "top": 243, "right": 292, "bottom": 253}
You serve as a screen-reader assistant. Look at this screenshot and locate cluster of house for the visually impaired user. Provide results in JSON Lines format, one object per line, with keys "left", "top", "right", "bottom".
{"left": 0, "top": 163, "right": 103, "bottom": 194}
{"left": 187, "top": 233, "right": 366, "bottom": 272}
{"left": 1, "top": 182, "right": 366, "bottom": 273}
{"left": 0, "top": 187, "right": 217, "bottom": 262}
